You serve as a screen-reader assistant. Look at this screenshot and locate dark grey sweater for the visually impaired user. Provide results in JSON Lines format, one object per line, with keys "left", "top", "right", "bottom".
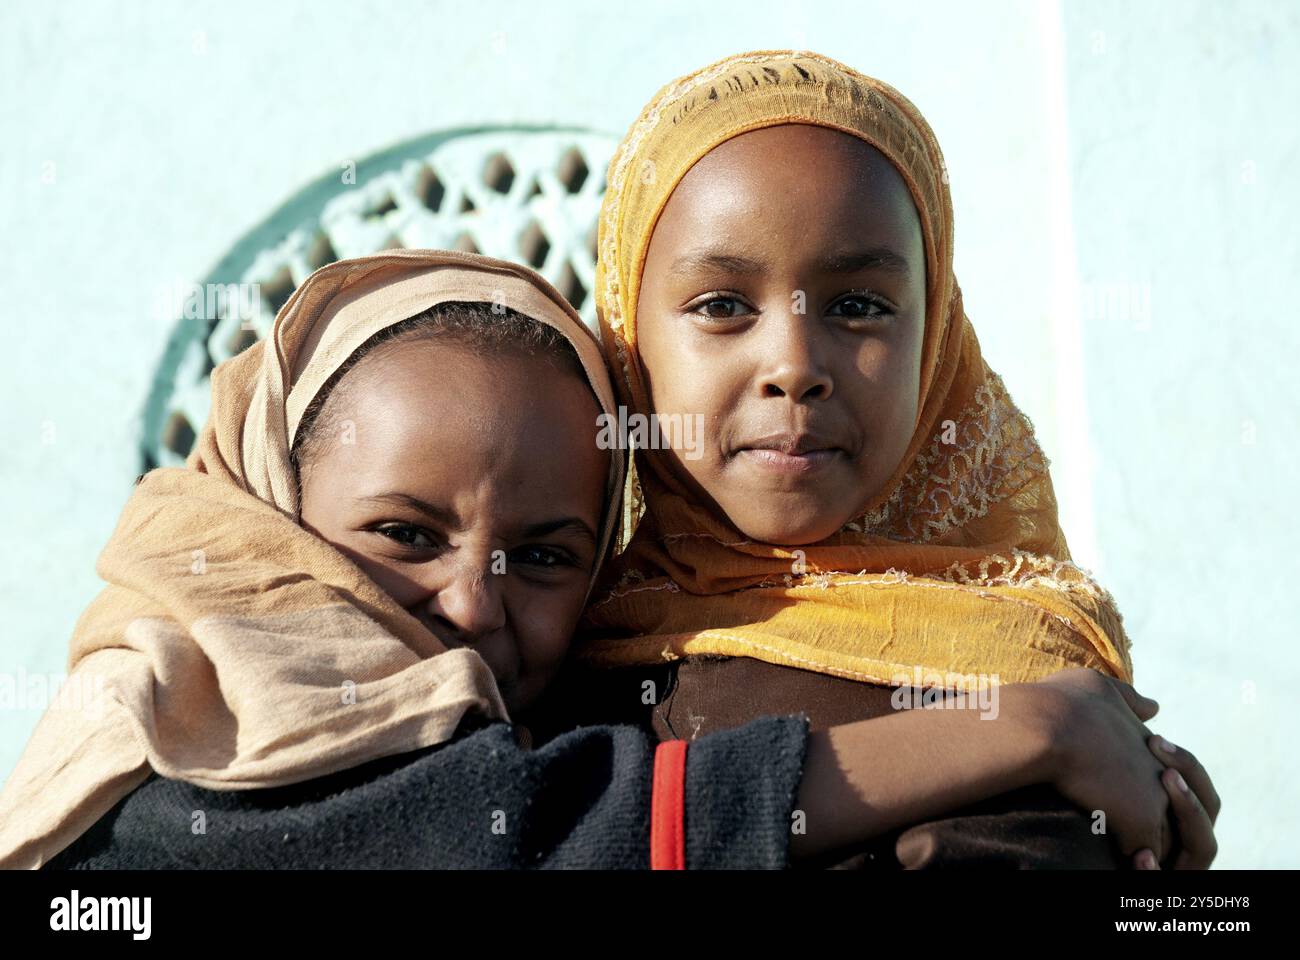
{"left": 43, "top": 715, "right": 809, "bottom": 870}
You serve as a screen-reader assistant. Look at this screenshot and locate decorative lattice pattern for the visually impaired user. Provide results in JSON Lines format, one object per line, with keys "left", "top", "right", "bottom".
{"left": 144, "top": 128, "right": 616, "bottom": 468}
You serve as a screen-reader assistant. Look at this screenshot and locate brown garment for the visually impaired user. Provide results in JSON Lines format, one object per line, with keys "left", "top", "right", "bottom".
{"left": 521, "top": 655, "right": 1124, "bottom": 869}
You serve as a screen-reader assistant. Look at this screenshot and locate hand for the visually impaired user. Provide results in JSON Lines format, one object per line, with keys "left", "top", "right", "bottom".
{"left": 1023, "top": 667, "right": 1174, "bottom": 861}
{"left": 1131, "top": 734, "right": 1221, "bottom": 869}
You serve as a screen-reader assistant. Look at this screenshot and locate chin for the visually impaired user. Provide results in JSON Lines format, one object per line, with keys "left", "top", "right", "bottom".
{"left": 729, "top": 506, "right": 848, "bottom": 546}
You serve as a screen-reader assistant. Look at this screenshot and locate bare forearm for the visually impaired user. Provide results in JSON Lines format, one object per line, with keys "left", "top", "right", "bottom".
{"left": 789, "top": 685, "right": 1055, "bottom": 860}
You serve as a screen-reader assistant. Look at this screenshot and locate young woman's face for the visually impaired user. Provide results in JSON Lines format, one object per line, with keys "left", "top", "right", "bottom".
{"left": 636, "top": 124, "right": 926, "bottom": 544}
{"left": 298, "top": 339, "right": 609, "bottom": 713}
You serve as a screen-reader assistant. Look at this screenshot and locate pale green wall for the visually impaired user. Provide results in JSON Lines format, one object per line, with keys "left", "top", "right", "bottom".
{"left": 0, "top": 0, "right": 1293, "bottom": 866}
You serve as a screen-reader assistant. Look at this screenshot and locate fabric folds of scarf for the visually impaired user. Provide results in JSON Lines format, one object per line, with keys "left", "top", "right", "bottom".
{"left": 578, "top": 50, "right": 1132, "bottom": 689}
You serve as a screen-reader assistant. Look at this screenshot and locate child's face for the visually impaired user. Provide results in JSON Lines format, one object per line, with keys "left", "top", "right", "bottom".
{"left": 299, "top": 339, "right": 609, "bottom": 713}
{"left": 636, "top": 124, "right": 926, "bottom": 544}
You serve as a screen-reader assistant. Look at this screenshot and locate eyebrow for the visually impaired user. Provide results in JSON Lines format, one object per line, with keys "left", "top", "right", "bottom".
{"left": 669, "top": 246, "right": 914, "bottom": 280}
{"left": 359, "top": 493, "right": 597, "bottom": 546}
{"left": 520, "top": 517, "right": 598, "bottom": 546}
{"left": 360, "top": 493, "right": 458, "bottom": 527}
{"left": 818, "top": 247, "right": 914, "bottom": 278}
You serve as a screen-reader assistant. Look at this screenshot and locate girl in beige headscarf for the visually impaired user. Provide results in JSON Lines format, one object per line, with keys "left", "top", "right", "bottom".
{"left": 1, "top": 249, "right": 632, "bottom": 867}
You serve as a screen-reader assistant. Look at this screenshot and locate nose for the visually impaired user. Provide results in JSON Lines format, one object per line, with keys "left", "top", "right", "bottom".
{"left": 422, "top": 561, "right": 507, "bottom": 647}
{"left": 756, "top": 315, "right": 834, "bottom": 402}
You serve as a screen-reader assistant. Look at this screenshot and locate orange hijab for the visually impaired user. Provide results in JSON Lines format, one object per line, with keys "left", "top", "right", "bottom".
{"left": 577, "top": 50, "right": 1132, "bottom": 690}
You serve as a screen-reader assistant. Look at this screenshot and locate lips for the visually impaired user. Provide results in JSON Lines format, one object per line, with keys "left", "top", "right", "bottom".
{"left": 737, "top": 431, "right": 844, "bottom": 456}
{"left": 734, "top": 431, "right": 847, "bottom": 476}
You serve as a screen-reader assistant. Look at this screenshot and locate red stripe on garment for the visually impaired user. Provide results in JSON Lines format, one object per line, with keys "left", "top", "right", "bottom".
{"left": 650, "top": 739, "right": 688, "bottom": 870}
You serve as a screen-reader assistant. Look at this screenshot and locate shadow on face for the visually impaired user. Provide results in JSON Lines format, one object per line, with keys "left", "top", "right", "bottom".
{"left": 635, "top": 124, "right": 927, "bottom": 544}
{"left": 298, "top": 338, "right": 609, "bottom": 713}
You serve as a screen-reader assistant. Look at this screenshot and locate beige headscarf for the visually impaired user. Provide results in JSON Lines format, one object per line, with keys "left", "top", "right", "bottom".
{"left": 0, "top": 249, "right": 623, "bottom": 869}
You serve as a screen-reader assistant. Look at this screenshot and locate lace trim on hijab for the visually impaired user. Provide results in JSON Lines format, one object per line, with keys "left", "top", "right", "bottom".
{"left": 591, "top": 547, "right": 1117, "bottom": 620}
{"left": 847, "top": 370, "right": 1049, "bottom": 543}
{"left": 752, "top": 548, "right": 1113, "bottom": 598}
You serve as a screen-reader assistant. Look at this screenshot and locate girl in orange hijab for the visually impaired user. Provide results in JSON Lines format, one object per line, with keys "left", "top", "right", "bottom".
{"left": 543, "top": 50, "right": 1220, "bottom": 868}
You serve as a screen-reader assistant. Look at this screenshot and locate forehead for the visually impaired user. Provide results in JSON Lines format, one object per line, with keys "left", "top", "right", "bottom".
{"left": 651, "top": 124, "right": 924, "bottom": 267}
{"left": 329, "top": 340, "right": 608, "bottom": 514}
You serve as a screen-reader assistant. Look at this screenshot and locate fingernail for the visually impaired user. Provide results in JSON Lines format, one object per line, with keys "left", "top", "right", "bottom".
{"left": 1139, "top": 850, "right": 1158, "bottom": 869}
{"left": 1172, "top": 770, "right": 1190, "bottom": 794}
{"left": 1155, "top": 735, "right": 1177, "bottom": 755}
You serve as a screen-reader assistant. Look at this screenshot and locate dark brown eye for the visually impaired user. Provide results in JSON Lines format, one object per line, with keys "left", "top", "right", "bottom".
{"left": 829, "top": 292, "right": 891, "bottom": 321}
{"left": 374, "top": 523, "right": 436, "bottom": 549}
{"left": 512, "top": 545, "right": 579, "bottom": 569}
{"left": 694, "top": 296, "right": 748, "bottom": 320}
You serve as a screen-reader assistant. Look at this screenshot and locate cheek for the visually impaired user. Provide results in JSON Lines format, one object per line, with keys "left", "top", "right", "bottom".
{"left": 640, "top": 311, "right": 701, "bottom": 407}
{"left": 640, "top": 326, "right": 742, "bottom": 432}
{"left": 845, "top": 336, "right": 922, "bottom": 471}
{"left": 302, "top": 516, "right": 427, "bottom": 610}
{"left": 509, "top": 585, "right": 585, "bottom": 674}
{"left": 857, "top": 348, "right": 916, "bottom": 420}
{"left": 300, "top": 475, "right": 428, "bottom": 609}
{"left": 346, "top": 554, "right": 427, "bottom": 609}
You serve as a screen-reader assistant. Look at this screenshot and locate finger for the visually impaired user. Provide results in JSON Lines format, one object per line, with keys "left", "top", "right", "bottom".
{"left": 1132, "top": 849, "right": 1161, "bottom": 870}
{"left": 1148, "top": 736, "right": 1222, "bottom": 825}
{"left": 1158, "top": 799, "right": 1173, "bottom": 863}
{"left": 1159, "top": 767, "right": 1217, "bottom": 869}
{"left": 1111, "top": 678, "right": 1160, "bottom": 722}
